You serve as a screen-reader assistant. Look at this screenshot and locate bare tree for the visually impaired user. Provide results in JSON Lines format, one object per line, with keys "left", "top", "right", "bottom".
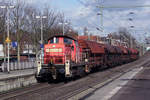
{"left": 42, "top": 6, "right": 60, "bottom": 42}
{"left": 23, "top": 6, "right": 39, "bottom": 53}
{"left": 12, "top": 0, "right": 27, "bottom": 62}
{"left": 0, "top": 8, "right": 6, "bottom": 44}
{"left": 110, "top": 27, "right": 138, "bottom": 48}
{"left": 0, "top": 0, "right": 77, "bottom": 59}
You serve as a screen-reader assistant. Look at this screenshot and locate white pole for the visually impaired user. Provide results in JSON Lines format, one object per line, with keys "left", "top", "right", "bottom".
{"left": 41, "top": 17, "right": 43, "bottom": 45}
{"left": 7, "top": 6, "right": 10, "bottom": 73}
{"left": 36, "top": 15, "right": 46, "bottom": 63}
{"left": 41, "top": 17, "right": 44, "bottom": 63}
{"left": 63, "top": 22, "right": 64, "bottom": 35}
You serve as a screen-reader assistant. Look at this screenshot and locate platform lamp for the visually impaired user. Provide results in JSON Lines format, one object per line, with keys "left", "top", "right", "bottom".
{"left": 58, "top": 22, "right": 68, "bottom": 35}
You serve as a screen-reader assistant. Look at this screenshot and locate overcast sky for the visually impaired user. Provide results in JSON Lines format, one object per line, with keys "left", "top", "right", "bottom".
{"left": 2, "top": 0, "right": 150, "bottom": 42}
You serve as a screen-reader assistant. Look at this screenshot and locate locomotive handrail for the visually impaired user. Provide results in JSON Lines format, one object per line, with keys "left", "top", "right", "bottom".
{"left": 36, "top": 50, "right": 42, "bottom": 61}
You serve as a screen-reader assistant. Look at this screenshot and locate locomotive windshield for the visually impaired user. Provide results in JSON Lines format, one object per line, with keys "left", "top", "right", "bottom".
{"left": 64, "top": 38, "right": 72, "bottom": 45}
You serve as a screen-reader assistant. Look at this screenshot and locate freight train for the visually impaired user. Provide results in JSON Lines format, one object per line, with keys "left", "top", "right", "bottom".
{"left": 35, "top": 35, "right": 139, "bottom": 82}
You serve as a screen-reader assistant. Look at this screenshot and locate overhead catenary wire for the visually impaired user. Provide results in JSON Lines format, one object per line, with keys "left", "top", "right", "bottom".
{"left": 97, "top": 5, "right": 150, "bottom": 8}
{"left": 97, "top": 4, "right": 150, "bottom": 32}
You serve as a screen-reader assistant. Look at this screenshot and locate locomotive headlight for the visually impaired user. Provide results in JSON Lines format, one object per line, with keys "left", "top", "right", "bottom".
{"left": 46, "top": 49, "right": 50, "bottom": 52}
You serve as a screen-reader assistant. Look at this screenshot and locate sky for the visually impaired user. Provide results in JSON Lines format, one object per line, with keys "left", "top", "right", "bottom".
{"left": 1, "top": 0, "right": 150, "bottom": 42}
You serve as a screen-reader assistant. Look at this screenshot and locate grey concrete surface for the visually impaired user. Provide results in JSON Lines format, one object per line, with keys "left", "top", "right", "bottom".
{"left": 110, "top": 67, "right": 150, "bottom": 100}
{"left": 0, "top": 69, "right": 36, "bottom": 80}
{"left": 68, "top": 56, "right": 150, "bottom": 100}
{"left": 0, "top": 69, "right": 37, "bottom": 92}
{"left": 84, "top": 67, "right": 143, "bottom": 100}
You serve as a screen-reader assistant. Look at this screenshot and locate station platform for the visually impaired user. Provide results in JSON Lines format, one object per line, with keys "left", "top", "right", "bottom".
{"left": 0, "top": 69, "right": 36, "bottom": 80}
{"left": 110, "top": 67, "right": 150, "bottom": 100}
{"left": 85, "top": 65, "right": 150, "bottom": 100}
{"left": 0, "top": 69, "right": 36, "bottom": 92}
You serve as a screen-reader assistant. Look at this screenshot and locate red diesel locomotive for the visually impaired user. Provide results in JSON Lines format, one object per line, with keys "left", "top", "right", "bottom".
{"left": 35, "top": 35, "right": 139, "bottom": 82}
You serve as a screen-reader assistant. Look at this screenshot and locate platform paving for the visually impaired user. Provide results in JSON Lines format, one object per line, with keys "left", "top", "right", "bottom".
{"left": 0, "top": 69, "right": 36, "bottom": 92}
{"left": 110, "top": 67, "right": 150, "bottom": 100}
{"left": 84, "top": 66, "right": 145, "bottom": 100}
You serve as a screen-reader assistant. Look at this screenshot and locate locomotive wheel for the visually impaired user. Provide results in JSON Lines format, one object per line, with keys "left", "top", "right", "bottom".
{"left": 36, "top": 76, "right": 45, "bottom": 83}
{"left": 35, "top": 73, "right": 45, "bottom": 83}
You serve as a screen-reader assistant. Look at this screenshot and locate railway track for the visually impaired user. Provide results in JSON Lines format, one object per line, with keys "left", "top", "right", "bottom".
{"left": 0, "top": 82, "right": 64, "bottom": 100}
{"left": 0, "top": 51, "right": 150, "bottom": 100}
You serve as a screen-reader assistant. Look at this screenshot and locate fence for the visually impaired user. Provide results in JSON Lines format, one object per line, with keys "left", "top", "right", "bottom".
{"left": 0, "top": 60, "right": 37, "bottom": 72}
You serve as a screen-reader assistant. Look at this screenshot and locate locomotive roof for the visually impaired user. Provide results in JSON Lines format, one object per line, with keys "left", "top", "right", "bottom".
{"left": 48, "top": 35, "right": 77, "bottom": 41}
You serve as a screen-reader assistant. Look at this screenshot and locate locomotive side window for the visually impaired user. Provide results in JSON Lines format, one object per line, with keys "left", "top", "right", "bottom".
{"left": 50, "top": 39, "right": 53, "bottom": 43}
{"left": 64, "top": 38, "right": 72, "bottom": 45}
{"left": 50, "top": 37, "right": 59, "bottom": 44}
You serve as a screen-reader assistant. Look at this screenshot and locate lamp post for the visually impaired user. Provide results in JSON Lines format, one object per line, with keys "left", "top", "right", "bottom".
{"left": 58, "top": 22, "right": 68, "bottom": 35}
{"left": 96, "top": 27, "right": 103, "bottom": 32}
{"left": 97, "top": 9, "right": 103, "bottom": 32}
{"left": 0, "top": 5, "right": 15, "bottom": 73}
{"left": 36, "top": 15, "right": 47, "bottom": 63}
{"left": 129, "top": 26, "right": 134, "bottom": 48}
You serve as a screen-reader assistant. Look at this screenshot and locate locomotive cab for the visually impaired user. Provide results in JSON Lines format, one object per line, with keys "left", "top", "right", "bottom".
{"left": 44, "top": 36, "right": 79, "bottom": 65}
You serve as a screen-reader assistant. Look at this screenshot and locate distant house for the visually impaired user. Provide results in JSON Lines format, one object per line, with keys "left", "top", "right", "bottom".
{"left": 22, "top": 44, "right": 34, "bottom": 54}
